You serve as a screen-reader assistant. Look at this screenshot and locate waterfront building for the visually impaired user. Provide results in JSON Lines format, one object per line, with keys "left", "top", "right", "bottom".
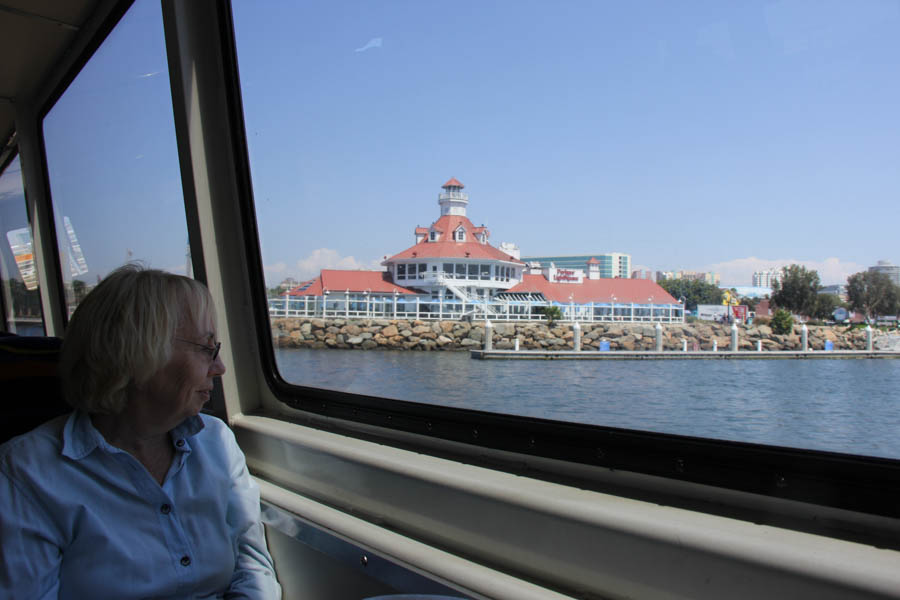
{"left": 631, "top": 269, "right": 655, "bottom": 281}
{"left": 524, "top": 253, "right": 631, "bottom": 279}
{"left": 272, "top": 179, "right": 681, "bottom": 322}
{"left": 656, "top": 270, "right": 720, "bottom": 286}
{"left": 819, "top": 284, "right": 848, "bottom": 300}
{"left": 868, "top": 260, "right": 900, "bottom": 286}
{"left": 381, "top": 177, "right": 526, "bottom": 302}
{"left": 752, "top": 269, "right": 781, "bottom": 288}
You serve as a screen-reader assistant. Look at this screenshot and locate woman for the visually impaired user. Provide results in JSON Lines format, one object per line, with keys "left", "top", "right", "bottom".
{"left": 0, "top": 265, "right": 280, "bottom": 599}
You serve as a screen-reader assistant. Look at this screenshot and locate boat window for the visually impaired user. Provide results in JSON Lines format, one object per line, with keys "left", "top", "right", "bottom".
{"left": 0, "top": 156, "right": 44, "bottom": 336}
{"left": 232, "top": 1, "right": 900, "bottom": 461}
{"left": 41, "top": 0, "right": 190, "bottom": 317}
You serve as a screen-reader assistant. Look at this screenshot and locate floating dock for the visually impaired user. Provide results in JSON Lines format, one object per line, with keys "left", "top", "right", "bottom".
{"left": 470, "top": 349, "right": 900, "bottom": 360}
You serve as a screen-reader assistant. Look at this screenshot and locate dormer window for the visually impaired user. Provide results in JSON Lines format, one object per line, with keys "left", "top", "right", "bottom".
{"left": 429, "top": 230, "right": 437, "bottom": 241}
{"left": 454, "top": 227, "right": 466, "bottom": 242}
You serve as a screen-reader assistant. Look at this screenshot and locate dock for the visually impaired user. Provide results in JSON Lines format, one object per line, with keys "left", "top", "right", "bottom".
{"left": 470, "top": 349, "right": 900, "bottom": 360}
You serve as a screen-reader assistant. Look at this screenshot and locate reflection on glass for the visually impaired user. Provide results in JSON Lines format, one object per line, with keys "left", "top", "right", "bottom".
{"left": 234, "top": 2, "right": 900, "bottom": 455}
{"left": 42, "top": 0, "right": 189, "bottom": 316}
{"left": 0, "top": 156, "right": 44, "bottom": 335}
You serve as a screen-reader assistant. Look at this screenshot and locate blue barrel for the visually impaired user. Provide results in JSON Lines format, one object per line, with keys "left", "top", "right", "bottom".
{"left": 824, "top": 340, "right": 834, "bottom": 351}
{"left": 598, "top": 340, "right": 610, "bottom": 352}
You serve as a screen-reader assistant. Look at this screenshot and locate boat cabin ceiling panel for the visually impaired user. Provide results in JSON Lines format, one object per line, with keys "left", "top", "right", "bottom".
{"left": 0, "top": 0, "right": 106, "bottom": 155}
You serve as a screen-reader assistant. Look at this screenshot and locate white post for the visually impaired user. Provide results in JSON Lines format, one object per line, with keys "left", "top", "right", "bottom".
{"left": 866, "top": 325, "right": 873, "bottom": 351}
{"left": 345, "top": 290, "right": 350, "bottom": 318}
{"left": 801, "top": 323, "right": 808, "bottom": 352}
{"left": 713, "top": 340, "right": 718, "bottom": 352}
{"left": 484, "top": 319, "right": 493, "bottom": 351}
{"left": 514, "top": 337, "right": 520, "bottom": 351}
{"left": 573, "top": 321, "right": 582, "bottom": 352}
{"left": 731, "top": 321, "right": 739, "bottom": 352}
{"left": 682, "top": 338, "right": 688, "bottom": 352}
{"left": 416, "top": 297, "right": 420, "bottom": 321}
{"left": 757, "top": 340, "right": 762, "bottom": 352}
{"left": 283, "top": 292, "right": 289, "bottom": 317}
{"left": 655, "top": 322, "right": 663, "bottom": 352}
{"left": 393, "top": 292, "right": 398, "bottom": 318}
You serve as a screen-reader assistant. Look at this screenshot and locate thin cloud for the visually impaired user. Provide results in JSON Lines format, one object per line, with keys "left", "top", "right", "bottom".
{"left": 355, "top": 37, "right": 383, "bottom": 53}
{"left": 702, "top": 256, "right": 866, "bottom": 287}
{"left": 295, "top": 248, "right": 382, "bottom": 280}
{"left": 137, "top": 71, "right": 160, "bottom": 79}
{"left": 265, "top": 249, "right": 383, "bottom": 285}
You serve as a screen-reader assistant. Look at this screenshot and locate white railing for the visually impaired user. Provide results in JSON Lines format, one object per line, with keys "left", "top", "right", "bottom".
{"left": 268, "top": 295, "right": 685, "bottom": 324}
{"left": 438, "top": 191, "right": 468, "bottom": 201}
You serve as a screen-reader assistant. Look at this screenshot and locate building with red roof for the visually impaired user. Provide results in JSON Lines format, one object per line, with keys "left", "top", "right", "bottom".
{"left": 273, "top": 179, "right": 683, "bottom": 322}
{"left": 381, "top": 178, "right": 525, "bottom": 303}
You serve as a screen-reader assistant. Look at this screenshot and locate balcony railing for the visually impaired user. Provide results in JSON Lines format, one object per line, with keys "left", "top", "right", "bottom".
{"left": 268, "top": 294, "right": 685, "bottom": 324}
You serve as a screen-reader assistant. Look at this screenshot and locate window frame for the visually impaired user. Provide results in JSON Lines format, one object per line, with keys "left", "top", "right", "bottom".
{"left": 23, "top": 0, "right": 900, "bottom": 544}
{"left": 223, "top": 10, "right": 900, "bottom": 528}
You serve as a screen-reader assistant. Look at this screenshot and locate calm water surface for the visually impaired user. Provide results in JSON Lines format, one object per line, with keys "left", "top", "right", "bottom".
{"left": 275, "top": 349, "right": 900, "bottom": 460}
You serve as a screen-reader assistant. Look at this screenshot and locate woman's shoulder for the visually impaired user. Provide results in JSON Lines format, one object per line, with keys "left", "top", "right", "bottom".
{"left": 191, "top": 413, "right": 239, "bottom": 448}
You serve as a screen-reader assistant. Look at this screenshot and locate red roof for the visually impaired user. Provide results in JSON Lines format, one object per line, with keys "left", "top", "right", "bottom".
{"left": 587, "top": 257, "right": 601, "bottom": 264}
{"left": 289, "top": 270, "right": 417, "bottom": 295}
{"left": 385, "top": 215, "right": 523, "bottom": 264}
{"left": 442, "top": 177, "right": 464, "bottom": 189}
{"left": 507, "top": 274, "right": 678, "bottom": 304}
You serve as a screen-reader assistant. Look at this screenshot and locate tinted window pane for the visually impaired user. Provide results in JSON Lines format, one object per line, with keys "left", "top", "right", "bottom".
{"left": 0, "top": 156, "right": 44, "bottom": 335}
{"left": 234, "top": 2, "right": 900, "bottom": 458}
{"left": 42, "top": 0, "right": 189, "bottom": 314}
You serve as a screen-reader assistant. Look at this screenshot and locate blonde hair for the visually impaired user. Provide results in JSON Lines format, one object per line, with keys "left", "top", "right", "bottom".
{"left": 60, "top": 264, "right": 214, "bottom": 414}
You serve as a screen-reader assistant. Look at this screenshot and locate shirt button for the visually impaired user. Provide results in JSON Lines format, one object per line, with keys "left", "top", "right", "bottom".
{"left": 160, "top": 504, "right": 171, "bottom": 514}
{"left": 175, "top": 439, "right": 185, "bottom": 447}
{"left": 180, "top": 556, "right": 191, "bottom": 566}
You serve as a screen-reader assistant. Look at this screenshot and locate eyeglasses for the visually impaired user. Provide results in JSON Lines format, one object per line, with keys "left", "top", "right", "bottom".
{"left": 176, "top": 338, "right": 222, "bottom": 362}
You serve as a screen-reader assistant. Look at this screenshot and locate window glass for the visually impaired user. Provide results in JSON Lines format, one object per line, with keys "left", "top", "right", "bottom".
{"left": 42, "top": 0, "right": 190, "bottom": 315}
{"left": 234, "top": 1, "right": 900, "bottom": 459}
{"left": 0, "top": 156, "right": 44, "bottom": 335}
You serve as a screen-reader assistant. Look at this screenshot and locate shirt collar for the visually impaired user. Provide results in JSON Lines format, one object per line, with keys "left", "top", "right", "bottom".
{"left": 62, "top": 411, "right": 205, "bottom": 460}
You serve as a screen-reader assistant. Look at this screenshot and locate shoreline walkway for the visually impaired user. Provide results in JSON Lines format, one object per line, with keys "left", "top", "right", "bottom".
{"left": 471, "top": 350, "right": 900, "bottom": 360}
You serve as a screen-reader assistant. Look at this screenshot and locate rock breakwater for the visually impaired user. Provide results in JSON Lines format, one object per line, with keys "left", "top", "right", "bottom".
{"left": 271, "top": 318, "right": 887, "bottom": 352}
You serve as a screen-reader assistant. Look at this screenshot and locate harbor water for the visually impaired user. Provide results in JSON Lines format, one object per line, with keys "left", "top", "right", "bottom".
{"left": 275, "top": 348, "right": 900, "bottom": 460}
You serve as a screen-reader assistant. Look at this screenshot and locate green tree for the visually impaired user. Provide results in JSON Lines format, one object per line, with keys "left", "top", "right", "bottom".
{"left": 538, "top": 305, "right": 563, "bottom": 325}
{"left": 771, "top": 309, "right": 794, "bottom": 334}
{"left": 846, "top": 271, "right": 900, "bottom": 323}
{"left": 810, "top": 293, "right": 845, "bottom": 321}
{"left": 739, "top": 296, "right": 759, "bottom": 311}
{"left": 658, "top": 278, "right": 723, "bottom": 311}
{"left": 770, "top": 264, "right": 820, "bottom": 316}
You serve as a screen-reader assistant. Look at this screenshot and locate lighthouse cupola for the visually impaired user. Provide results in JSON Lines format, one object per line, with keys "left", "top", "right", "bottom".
{"left": 438, "top": 177, "right": 469, "bottom": 216}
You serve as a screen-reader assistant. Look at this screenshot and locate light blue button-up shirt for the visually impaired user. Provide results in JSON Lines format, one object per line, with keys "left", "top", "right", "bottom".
{"left": 0, "top": 411, "right": 281, "bottom": 599}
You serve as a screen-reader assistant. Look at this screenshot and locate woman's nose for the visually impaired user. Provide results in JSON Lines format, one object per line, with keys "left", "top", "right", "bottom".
{"left": 209, "top": 354, "right": 226, "bottom": 376}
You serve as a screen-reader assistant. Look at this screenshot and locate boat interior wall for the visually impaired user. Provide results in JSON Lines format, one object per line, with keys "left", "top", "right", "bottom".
{"left": 0, "top": 334, "right": 68, "bottom": 444}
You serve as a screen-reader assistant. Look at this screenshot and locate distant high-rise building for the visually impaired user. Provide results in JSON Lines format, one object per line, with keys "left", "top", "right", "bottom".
{"left": 656, "top": 270, "right": 719, "bottom": 286}
{"left": 868, "top": 260, "right": 900, "bottom": 286}
{"left": 631, "top": 269, "right": 655, "bottom": 281}
{"left": 523, "top": 253, "right": 631, "bottom": 278}
{"left": 752, "top": 269, "right": 781, "bottom": 288}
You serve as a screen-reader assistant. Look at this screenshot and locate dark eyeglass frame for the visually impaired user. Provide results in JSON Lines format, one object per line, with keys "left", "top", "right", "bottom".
{"left": 176, "top": 338, "right": 222, "bottom": 362}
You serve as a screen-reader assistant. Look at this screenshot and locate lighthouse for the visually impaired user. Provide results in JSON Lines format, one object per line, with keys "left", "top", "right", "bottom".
{"left": 438, "top": 177, "right": 468, "bottom": 216}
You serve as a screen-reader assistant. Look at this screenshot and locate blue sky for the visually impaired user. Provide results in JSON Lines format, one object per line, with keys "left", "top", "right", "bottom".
{"left": 31, "top": 0, "right": 900, "bottom": 288}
